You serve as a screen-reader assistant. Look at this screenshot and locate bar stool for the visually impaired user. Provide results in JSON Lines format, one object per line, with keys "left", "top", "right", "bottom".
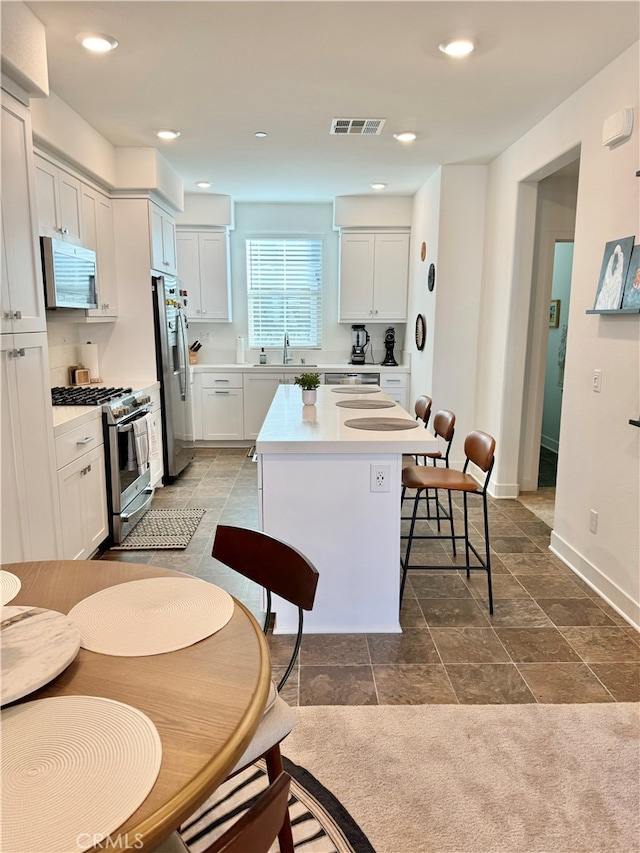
{"left": 400, "top": 430, "right": 496, "bottom": 613}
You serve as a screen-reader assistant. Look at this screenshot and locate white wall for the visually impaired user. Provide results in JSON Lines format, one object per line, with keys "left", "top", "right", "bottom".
{"left": 467, "top": 43, "right": 639, "bottom": 626}
{"left": 407, "top": 165, "right": 487, "bottom": 464}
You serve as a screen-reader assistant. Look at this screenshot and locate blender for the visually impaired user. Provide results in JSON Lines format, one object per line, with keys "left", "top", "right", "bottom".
{"left": 350, "top": 324, "right": 369, "bottom": 364}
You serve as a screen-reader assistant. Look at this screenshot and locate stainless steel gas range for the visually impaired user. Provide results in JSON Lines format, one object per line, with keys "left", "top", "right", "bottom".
{"left": 51, "top": 386, "right": 154, "bottom": 544}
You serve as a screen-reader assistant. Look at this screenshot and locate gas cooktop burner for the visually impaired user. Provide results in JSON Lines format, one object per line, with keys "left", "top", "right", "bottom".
{"left": 51, "top": 386, "right": 133, "bottom": 406}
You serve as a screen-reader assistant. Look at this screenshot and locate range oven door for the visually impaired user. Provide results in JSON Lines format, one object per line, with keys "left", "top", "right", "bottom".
{"left": 106, "top": 408, "right": 153, "bottom": 543}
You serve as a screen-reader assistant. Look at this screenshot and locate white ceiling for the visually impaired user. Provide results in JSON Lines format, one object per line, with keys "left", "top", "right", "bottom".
{"left": 25, "top": 1, "right": 640, "bottom": 202}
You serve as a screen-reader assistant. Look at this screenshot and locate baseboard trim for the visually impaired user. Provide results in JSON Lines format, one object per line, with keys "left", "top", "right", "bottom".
{"left": 488, "top": 481, "right": 520, "bottom": 499}
{"left": 550, "top": 530, "right": 640, "bottom": 631}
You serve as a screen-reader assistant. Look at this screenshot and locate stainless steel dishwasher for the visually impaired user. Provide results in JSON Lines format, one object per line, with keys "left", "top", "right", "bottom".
{"left": 324, "top": 372, "right": 381, "bottom": 385}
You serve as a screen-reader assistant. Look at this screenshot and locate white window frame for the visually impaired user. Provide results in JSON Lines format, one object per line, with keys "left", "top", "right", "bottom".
{"left": 246, "top": 235, "right": 323, "bottom": 349}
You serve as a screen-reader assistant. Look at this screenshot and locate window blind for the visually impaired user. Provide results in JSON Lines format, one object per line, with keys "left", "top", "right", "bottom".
{"left": 246, "top": 238, "right": 322, "bottom": 348}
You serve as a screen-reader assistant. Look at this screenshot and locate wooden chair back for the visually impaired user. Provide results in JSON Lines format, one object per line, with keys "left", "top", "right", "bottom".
{"left": 213, "top": 525, "right": 319, "bottom": 610}
{"left": 414, "top": 395, "right": 432, "bottom": 427}
{"left": 207, "top": 772, "right": 292, "bottom": 853}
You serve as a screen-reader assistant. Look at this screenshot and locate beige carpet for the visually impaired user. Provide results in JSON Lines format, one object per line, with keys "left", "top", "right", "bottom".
{"left": 282, "top": 704, "right": 639, "bottom": 853}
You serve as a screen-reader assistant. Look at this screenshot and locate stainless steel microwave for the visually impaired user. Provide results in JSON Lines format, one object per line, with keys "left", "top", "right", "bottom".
{"left": 41, "top": 236, "right": 98, "bottom": 309}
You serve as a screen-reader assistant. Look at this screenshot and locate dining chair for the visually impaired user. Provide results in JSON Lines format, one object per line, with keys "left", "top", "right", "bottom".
{"left": 401, "top": 408, "right": 456, "bottom": 519}
{"left": 211, "top": 524, "right": 319, "bottom": 853}
{"left": 401, "top": 395, "right": 432, "bottom": 469}
{"left": 400, "top": 430, "right": 496, "bottom": 613}
{"left": 153, "top": 771, "right": 291, "bottom": 853}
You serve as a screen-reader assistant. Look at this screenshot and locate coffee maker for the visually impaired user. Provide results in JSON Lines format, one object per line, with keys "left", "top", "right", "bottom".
{"left": 350, "top": 324, "right": 369, "bottom": 364}
{"left": 381, "top": 327, "right": 398, "bottom": 366}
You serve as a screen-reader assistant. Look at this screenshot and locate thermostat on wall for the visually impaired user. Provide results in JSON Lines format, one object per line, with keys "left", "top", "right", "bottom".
{"left": 602, "top": 108, "right": 634, "bottom": 148}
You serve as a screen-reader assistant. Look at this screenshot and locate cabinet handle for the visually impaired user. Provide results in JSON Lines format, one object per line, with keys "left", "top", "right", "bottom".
{"left": 373, "top": 309, "right": 378, "bottom": 315}
{"left": 81, "top": 464, "right": 92, "bottom": 475}
{"left": 76, "top": 437, "right": 95, "bottom": 446}
{"left": 10, "top": 348, "right": 25, "bottom": 358}
{"left": 214, "top": 390, "right": 230, "bottom": 395}
{"left": 14, "top": 311, "right": 22, "bottom": 319}
{"left": 214, "top": 379, "right": 229, "bottom": 383}
{"left": 5, "top": 311, "right": 22, "bottom": 320}
{"left": 386, "top": 379, "right": 401, "bottom": 384}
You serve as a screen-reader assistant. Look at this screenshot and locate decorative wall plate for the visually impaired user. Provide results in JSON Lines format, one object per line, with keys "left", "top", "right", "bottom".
{"left": 427, "top": 263, "right": 436, "bottom": 292}
{"left": 415, "top": 313, "right": 426, "bottom": 351}
{"left": 420, "top": 242, "right": 427, "bottom": 262}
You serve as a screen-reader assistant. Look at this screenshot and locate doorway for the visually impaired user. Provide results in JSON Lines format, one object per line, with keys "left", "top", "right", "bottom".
{"left": 518, "top": 161, "right": 579, "bottom": 525}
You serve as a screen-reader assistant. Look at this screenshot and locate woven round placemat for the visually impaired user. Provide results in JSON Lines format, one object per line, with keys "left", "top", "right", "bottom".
{"left": 1, "top": 606, "right": 81, "bottom": 706}
{"left": 2, "top": 695, "right": 162, "bottom": 853}
{"left": 330, "top": 387, "right": 381, "bottom": 394}
{"left": 335, "top": 399, "right": 395, "bottom": 409}
{"left": 68, "top": 576, "right": 234, "bottom": 656}
{"left": 1, "top": 571, "right": 21, "bottom": 605}
{"left": 344, "top": 417, "right": 420, "bottom": 431}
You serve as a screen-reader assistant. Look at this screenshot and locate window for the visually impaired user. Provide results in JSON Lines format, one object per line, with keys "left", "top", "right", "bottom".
{"left": 246, "top": 237, "right": 322, "bottom": 348}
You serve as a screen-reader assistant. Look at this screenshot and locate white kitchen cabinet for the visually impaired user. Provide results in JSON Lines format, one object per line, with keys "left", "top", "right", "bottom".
{"left": 150, "top": 201, "right": 177, "bottom": 275}
{"left": 1, "top": 333, "right": 61, "bottom": 562}
{"left": 34, "top": 153, "right": 83, "bottom": 245}
{"left": 339, "top": 231, "right": 410, "bottom": 322}
{"left": 380, "top": 372, "right": 408, "bottom": 409}
{"left": 1, "top": 93, "right": 47, "bottom": 335}
{"left": 81, "top": 185, "right": 118, "bottom": 318}
{"left": 199, "top": 373, "right": 244, "bottom": 440}
{"left": 176, "top": 229, "right": 232, "bottom": 322}
{"left": 57, "top": 443, "right": 108, "bottom": 560}
{"left": 243, "top": 373, "right": 283, "bottom": 440}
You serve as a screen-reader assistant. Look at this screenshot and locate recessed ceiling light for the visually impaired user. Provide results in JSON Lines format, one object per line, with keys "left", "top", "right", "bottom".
{"left": 196, "top": 181, "right": 212, "bottom": 189}
{"left": 393, "top": 132, "right": 417, "bottom": 143}
{"left": 77, "top": 33, "right": 119, "bottom": 53}
{"left": 254, "top": 131, "right": 268, "bottom": 138}
{"left": 156, "top": 129, "right": 181, "bottom": 140}
{"left": 439, "top": 38, "right": 476, "bottom": 57}
{"left": 371, "top": 183, "right": 387, "bottom": 190}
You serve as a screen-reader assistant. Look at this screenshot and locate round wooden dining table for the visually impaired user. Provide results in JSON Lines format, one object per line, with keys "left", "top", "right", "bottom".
{"left": 1, "top": 559, "right": 272, "bottom": 852}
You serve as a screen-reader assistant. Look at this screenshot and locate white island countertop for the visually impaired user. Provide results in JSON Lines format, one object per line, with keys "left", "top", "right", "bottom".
{"left": 256, "top": 384, "right": 437, "bottom": 455}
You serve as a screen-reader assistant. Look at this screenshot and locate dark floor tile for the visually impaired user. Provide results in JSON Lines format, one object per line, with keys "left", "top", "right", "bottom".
{"left": 495, "top": 627, "right": 582, "bottom": 663}
{"left": 589, "top": 662, "right": 640, "bottom": 702}
{"left": 299, "top": 665, "right": 377, "bottom": 705}
{"left": 400, "top": 598, "right": 427, "bottom": 627}
{"left": 266, "top": 632, "right": 300, "bottom": 668}
{"left": 272, "top": 666, "right": 299, "bottom": 706}
{"left": 445, "top": 663, "right": 536, "bottom": 704}
{"left": 559, "top": 627, "right": 640, "bottom": 662}
{"left": 499, "top": 553, "right": 568, "bottom": 574}
{"left": 419, "top": 597, "right": 491, "bottom": 627}
{"left": 407, "top": 573, "right": 472, "bottom": 598}
{"left": 143, "top": 552, "right": 202, "bottom": 574}
{"left": 430, "top": 627, "right": 511, "bottom": 663}
{"left": 537, "top": 597, "right": 617, "bottom": 627}
{"left": 462, "top": 572, "right": 530, "bottom": 601}
{"left": 488, "top": 599, "right": 553, "bottom": 628}
{"left": 366, "top": 628, "right": 440, "bottom": 664}
{"left": 517, "top": 574, "right": 588, "bottom": 600}
{"left": 373, "top": 664, "right": 457, "bottom": 704}
{"left": 517, "top": 662, "right": 614, "bottom": 703}
{"left": 512, "top": 520, "right": 552, "bottom": 537}
{"left": 300, "top": 634, "right": 370, "bottom": 666}
{"left": 491, "top": 537, "right": 542, "bottom": 554}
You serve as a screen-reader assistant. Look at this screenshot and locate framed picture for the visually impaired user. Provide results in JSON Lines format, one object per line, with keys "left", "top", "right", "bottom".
{"left": 549, "top": 299, "right": 560, "bottom": 328}
{"left": 593, "top": 236, "right": 635, "bottom": 310}
{"left": 621, "top": 244, "right": 640, "bottom": 309}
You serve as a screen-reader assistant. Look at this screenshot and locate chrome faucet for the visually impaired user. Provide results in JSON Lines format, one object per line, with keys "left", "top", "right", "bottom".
{"left": 283, "top": 332, "right": 293, "bottom": 364}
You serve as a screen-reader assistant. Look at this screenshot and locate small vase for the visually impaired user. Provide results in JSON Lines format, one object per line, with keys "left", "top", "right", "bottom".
{"left": 302, "top": 389, "right": 317, "bottom": 406}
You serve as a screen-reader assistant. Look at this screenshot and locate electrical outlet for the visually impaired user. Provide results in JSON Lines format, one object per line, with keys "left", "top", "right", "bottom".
{"left": 589, "top": 509, "right": 598, "bottom": 534}
{"left": 593, "top": 370, "right": 602, "bottom": 393}
{"left": 370, "top": 464, "right": 390, "bottom": 492}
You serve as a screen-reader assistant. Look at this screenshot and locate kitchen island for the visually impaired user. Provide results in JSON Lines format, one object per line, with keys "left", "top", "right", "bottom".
{"left": 256, "top": 385, "right": 438, "bottom": 633}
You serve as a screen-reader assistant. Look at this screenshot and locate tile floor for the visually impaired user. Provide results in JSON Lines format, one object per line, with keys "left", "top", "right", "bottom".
{"left": 100, "top": 448, "right": 639, "bottom": 706}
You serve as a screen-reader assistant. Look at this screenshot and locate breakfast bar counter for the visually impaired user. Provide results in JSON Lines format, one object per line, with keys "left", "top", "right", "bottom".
{"left": 256, "top": 385, "right": 438, "bottom": 633}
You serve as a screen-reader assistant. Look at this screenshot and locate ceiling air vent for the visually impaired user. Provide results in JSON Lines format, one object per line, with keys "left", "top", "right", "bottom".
{"left": 330, "top": 118, "right": 386, "bottom": 135}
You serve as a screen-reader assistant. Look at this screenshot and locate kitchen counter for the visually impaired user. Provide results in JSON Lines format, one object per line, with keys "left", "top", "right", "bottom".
{"left": 256, "top": 385, "right": 437, "bottom": 634}
{"left": 191, "top": 362, "right": 409, "bottom": 373}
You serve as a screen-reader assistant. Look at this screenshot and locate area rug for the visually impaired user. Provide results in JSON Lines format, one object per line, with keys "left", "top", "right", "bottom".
{"left": 179, "top": 757, "right": 374, "bottom": 853}
{"left": 281, "top": 704, "right": 640, "bottom": 853}
{"left": 110, "top": 508, "right": 206, "bottom": 550}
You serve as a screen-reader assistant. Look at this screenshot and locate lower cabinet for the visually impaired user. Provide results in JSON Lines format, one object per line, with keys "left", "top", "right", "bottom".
{"left": 197, "top": 373, "right": 244, "bottom": 440}
{"left": 243, "top": 373, "right": 283, "bottom": 440}
{"left": 1, "top": 333, "right": 61, "bottom": 562}
{"left": 57, "top": 443, "right": 108, "bottom": 559}
{"left": 380, "top": 372, "right": 408, "bottom": 409}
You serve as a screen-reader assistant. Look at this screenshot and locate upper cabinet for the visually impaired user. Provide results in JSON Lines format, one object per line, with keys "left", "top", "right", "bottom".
{"left": 339, "top": 231, "right": 410, "bottom": 322}
{"left": 1, "top": 92, "right": 47, "bottom": 334}
{"left": 176, "top": 229, "right": 232, "bottom": 322}
{"left": 150, "top": 201, "right": 177, "bottom": 275}
{"left": 34, "top": 154, "right": 83, "bottom": 245}
{"left": 81, "top": 185, "right": 118, "bottom": 318}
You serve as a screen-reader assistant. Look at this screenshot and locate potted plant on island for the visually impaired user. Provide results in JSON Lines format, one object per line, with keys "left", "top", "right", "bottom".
{"left": 294, "top": 372, "right": 321, "bottom": 406}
